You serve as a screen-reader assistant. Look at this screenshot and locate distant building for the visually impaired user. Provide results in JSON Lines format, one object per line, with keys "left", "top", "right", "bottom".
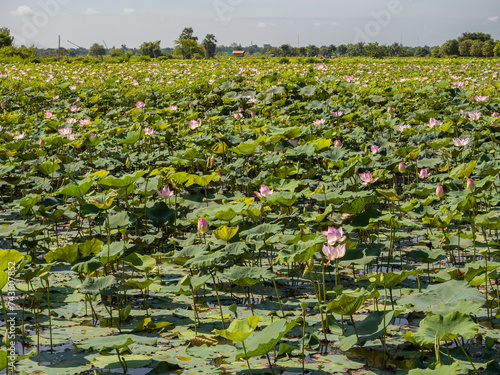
{"left": 231, "top": 51, "right": 245, "bottom": 57}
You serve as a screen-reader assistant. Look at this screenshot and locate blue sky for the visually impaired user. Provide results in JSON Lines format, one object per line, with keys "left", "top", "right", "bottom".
{"left": 1, "top": 0, "right": 499, "bottom": 49}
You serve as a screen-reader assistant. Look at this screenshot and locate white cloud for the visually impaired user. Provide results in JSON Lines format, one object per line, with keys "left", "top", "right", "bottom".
{"left": 256, "top": 22, "right": 266, "bottom": 28}
{"left": 123, "top": 8, "right": 136, "bottom": 14}
{"left": 11, "top": 5, "right": 34, "bottom": 16}
{"left": 313, "top": 22, "right": 322, "bottom": 27}
{"left": 488, "top": 16, "right": 498, "bottom": 22}
{"left": 83, "top": 8, "right": 100, "bottom": 15}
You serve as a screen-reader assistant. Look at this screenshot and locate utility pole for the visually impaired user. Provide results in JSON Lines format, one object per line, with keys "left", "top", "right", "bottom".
{"left": 57, "top": 35, "right": 60, "bottom": 61}
{"left": 298, "top": 34, "right": 300, "bottom": 48}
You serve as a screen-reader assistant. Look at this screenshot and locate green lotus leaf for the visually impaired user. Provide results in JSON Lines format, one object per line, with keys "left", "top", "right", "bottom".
{"left": 222, "top": 265, "right": 274, "bottom": 287}
{"left": 213, "top": 315, "right": 261, "bottom": 342}
{"left": 58, "top": 178, "right": 94, "bottom": 198}
{"left": 234, "top": 319, "right": 296, "bottom": 360}
{"left": 0, "top": 249, "right": 24, "bottom": 271}
{"left": 100, "top": 170, "right": 146, "bottom": 188}
{"left": 414, "top": 311, "right": 479, "bottom": 345}
{"left": 123, "top": 253, "right": 156, "bottom": 273}
{"left": 409, "top": 363, "right": 460, "bottom": 375}
{"left": 79, "top": 275, "right": 117, "bottom": 295}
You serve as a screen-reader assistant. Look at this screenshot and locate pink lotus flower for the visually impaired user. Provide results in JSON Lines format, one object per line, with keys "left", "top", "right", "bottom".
{"left": 157, "top": 186, "right": 174, "bottom": 198}
{"left": 452, "top": 137, "right": 470, "bottom": 147}
{"left": 322, "top": 243, "right": 346, "bottom": 261}
{"left": 58, "top": 127, "right": 72, "bottom": 135}
{"left": 418, "top": 168, "right": 430, "bottom": 178}
{"left": 44, "top": 112, "right": 53, "bottom": 119}
{"left": 474, "top": 96, "right": 488, "bottom": 102}
{"left": 344, "top": 76, "right": 353, "bottom": 82}
{"left": 69, "top": 86, "right": 76, "bottom": 91}
{"left": 79, "top": 119, "right": 90, "bottom": 126}
{"left": 254, "top": 184, "right": 274, "bottom": 197}
{"left": 168, "top": 105, "right": 178, "bottom": 110}
{"left": 370, "top": 145, "right": 382, "bottom": 154}
{"left": 387, "top": 106, "right": 394, "bottom": 115}
{"left": 360, "top": 172, "right": 379, "bottom": 185}
{"left": 197, "top": 218, "right": 209, "bottom": 234}
{"left": 468, "top": 111, "right": 481, "bottom": 121}
{"left": 0, "top": 102, "right": 4, "bottom": 109}
{"left": 467, "top": 178, "right": 474, "bottom": 190}
{"left": 396, "top": 124, "right": 411, "bottom": 132}
{"left": 13, "top": 132, "right": 26, "bottom": 140}
{"left": 136, "top": 101, "right": 145, "bottom": 109}
{"left": 189, "top": 120, "right": 201, "bottom": 130}
{"left": 427, "top": 118, "right": 442, "bottom": 128}
{"left": 70, "top": 105, "right": 80, "bottom": 112}
{"left": 313, "top": 119, "right": 325, "bottom": 126}
{"left": 321, "top": 226, "right": 344, "bottom": 245}
{"left": 334, "top": 140, "right": 342, "bottom": 147}
{"left": 436, "top": 185, "right": 444, "bottom": 198}
{"left": 247, "top": 97, "right": 256, "bottom": 104}
{"left": 331, "top": 110, "right": 344, "bottom": 118}
{"left": 398, "top": 162, "right": 405, "bottom": 173}
{"left": 493, "top": 112, "right": 499, "bottom": 117}
{"left": 144, "top": 127, "right": 154, "bottom": 136}
{"left": 39, "top": 139, "right": 45, "bottom": 147}
{"left": 66, "top": 118, "right": 77, "bottom": 124}
{"left": 233, "top": 112, "right": 243, "bottom": 119}
{"left": 67, "top": 134, "right": 75, "bottom": 141}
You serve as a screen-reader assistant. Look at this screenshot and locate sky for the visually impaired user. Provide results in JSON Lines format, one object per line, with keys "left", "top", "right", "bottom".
{"left": 1, "top": 0, "right": 499, "bottom": 50}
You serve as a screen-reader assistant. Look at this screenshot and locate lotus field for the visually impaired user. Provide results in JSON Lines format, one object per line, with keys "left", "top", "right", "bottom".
{"left": 2, "top": 58, "right": 500, "bottom": 375}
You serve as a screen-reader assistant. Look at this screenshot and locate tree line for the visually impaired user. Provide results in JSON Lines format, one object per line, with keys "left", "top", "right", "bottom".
{"left": 1, "top": 27, "right": 500, "bottom": 62}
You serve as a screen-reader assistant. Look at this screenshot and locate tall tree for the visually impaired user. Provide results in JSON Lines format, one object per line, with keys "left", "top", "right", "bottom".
{"left": 174, "top": 27, "right": 202, "bottom": 59}
{"left": 458, "top": 32, "right": 492, "bottom": 43}
{"left": 89, "top": 43, "right": 106, "bottom": 61}
{"left": 202, "top": 34, "right": 217, "bottom": 58}
{"left": 139, "top": 41, "right": 162, "bottom": 58}
{"left": 0, "top": 27, "right": 14, "bottom": 47}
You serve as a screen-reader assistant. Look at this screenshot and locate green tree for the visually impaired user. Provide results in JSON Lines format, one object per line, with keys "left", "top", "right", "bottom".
{"left": 365, "top": 42, "right": 384, "bottom": 58}
{"left": 458, "top": 40, "right": 473, "bottom": 56}
{"left": 458, "top": 32, "right": 492, "bottom": 43}
{"left": 494, "top": 42, "right": 500, "bottom": 57}
{"left": 482, "top": 40, "right": 495, "bottom": 57}
{"left": 431, "top": 46, "right": 442, "bottom": 58}
{"left": 337, "top": 44, "right": 347, "bottom": 55}
{"left": 414, "top": 47, "right": 430, "bottom": 57}
{"left": 110, "top": 48, "right": 123, "bottom": 57}
{"left": 0, "top": 27, "right": 14, "bottom": 47}
{"left": 470, "top": 40, "right": 483, "bottom": 57}
{"left": 202, "top": 34, "right": 217, "bottom": 58}
{"left": 174, "top": 28, "right": 203, "bottom": 59}
{"left": 440, "top": 39, "right": 459, "bottom": 56}
{"left": 89, "top": 43, "right": 106, "bottom": 61}
{"left": 306, "top": 45, "right": 319, "bottom": 57}
{"left": 139, "top": 41, "right": 162, "bottom": 58}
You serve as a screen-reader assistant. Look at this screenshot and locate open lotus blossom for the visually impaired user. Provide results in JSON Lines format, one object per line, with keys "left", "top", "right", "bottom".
{"left": 427, "top": 118, "right": 442, "bottom": 128}
{"left": 321, "top": 226, "right": 344, "bottom": 245}
{"left": 157, "top": 186, "right": 174, "bottom": 198}
{"left": 418, "top": 168, "right": 430, "bottom": 178}
{"left": 189, "top": 120, "right": 201, "bottom": 130}
{"left": 344, "top": 75, "right": 353, "bottom": 82}
{"left": 360, "top": 172, "right": 379, "bottom": 185}
{"left": 79, "top": 119, "right": 90, "bottom": 126}
{"left": 334, "top": 139, "right": 342, "bottom": 147}
{"left": 370, "top": 145, "right": 382, "bottom": 154}
{"left": 467, "top": 178, "right": 474, "bottom": 190}
{"left": 67, "top": 134, "right": 75, "bottom": 141}
{"left": 468, "top": 111, "right": 481, "bottom": 121}
{"left": 197, "top": 218, "right": 209, "bottom": 234}
{"left": 44, "top": 112, "right": 53, "bottom": 119}
{"left": 474, "top": 95, "right": 488, "bottom": 102}
{"left": 313, "top": 119, "right": 325, "bottom": 126}
{"left": 13, "top": 132, "right": 26, "bottom": 140}
{"left": 493, "top": 112, "right": 499, "bottom": 117}
{"left": 66, "top": 118, "right": 77, "bottom": 124}
{"left": 452, "top": 137, "right": 470, "bottom": 147}
{"left": 136, "top": 101, "right": 145, "bottom": 108}
{"left": 168, "top": 105, "right": 178, "bottom": 110}
{"left": 322, "top": 243, "right": 346, "bottom": 261}
{"left": 69, "top": 86, "right": 76, "bottom": 91}
{"left": 396, "top": 124, "right": 411, "bottom": 132}
{"left": 331, "top": 110, "right": 344, "bottom": 118}
{"left": 233, "top": 112, "right": 243, "bottom": 119}
{"left": 144, "top": 127, "right": 154, "bottom": 136}
{"left": 70, "top": 105, "right": 80, "bottom": 112}
{"left": 254, "top": 184, "right": 274, "bottom": 197}
{"left": 58, "top": 127, "right": 72, "bottom": 135}
{"left": 436, "top": 185, "right": 444, "bottom": 198}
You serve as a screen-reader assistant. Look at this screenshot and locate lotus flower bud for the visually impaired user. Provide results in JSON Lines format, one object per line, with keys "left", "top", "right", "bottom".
{"left": 334, "top": 140, "right": 342, "bottom": 147}
{"left": 467, "top": 178, "right": 474, "bottom": 191}
{"left": 436, "top": 185, "right": 444, "bottom": 198}
{"left": 398, "top": 162, "right": 405, "bottom": 173}
{"left": 197, "top": 218, "right": 209, "bottom": 234}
